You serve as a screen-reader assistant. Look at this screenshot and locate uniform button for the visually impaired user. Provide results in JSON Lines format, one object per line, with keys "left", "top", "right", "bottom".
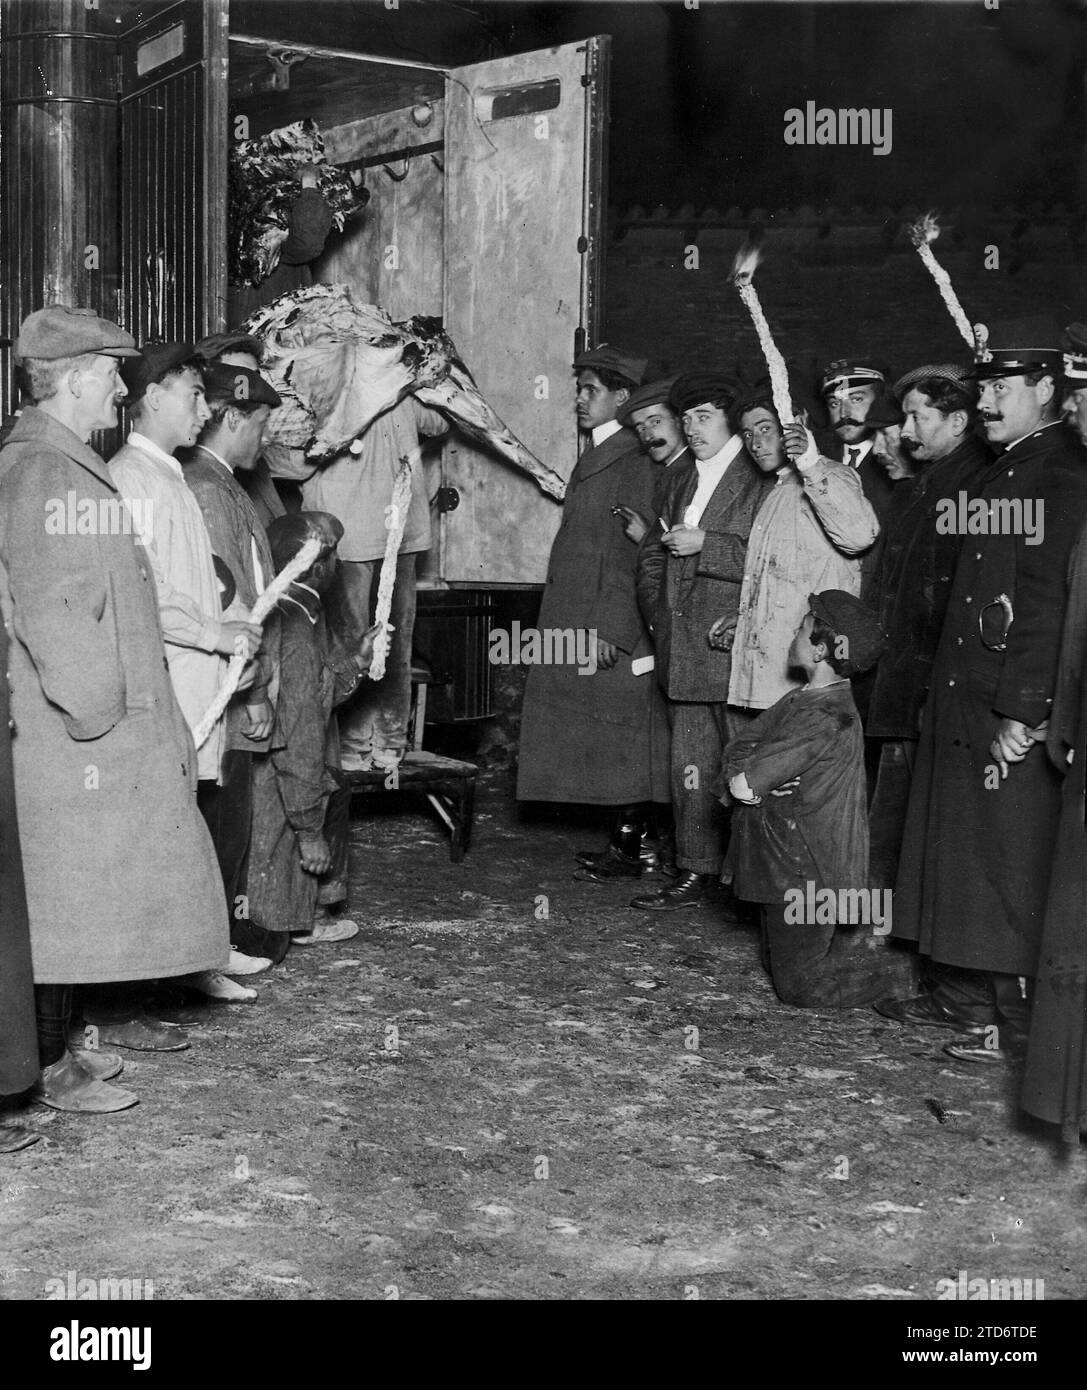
{"left": 949, "top": 679, "right": 956, "bottom": 686}
{"left": 975, "top": 553, "right": 982, "bottom": 560}
{"left": 956, "top": 637, "right": 963, "bottom": 646}
{"left": 7, "top": 718, "right": 14, "bottom": 733}
{"left": 965, "top": 596, "right": 972, "bottom": 604}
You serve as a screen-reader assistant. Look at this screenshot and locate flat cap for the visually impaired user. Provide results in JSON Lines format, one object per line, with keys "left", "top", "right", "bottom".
{"left": 893, "top": 362, "right": 975, "bottom": 400}
{"left": 818, "top": 359, "right": 887, "bottom": 396}
{"left": 194, "top": 330, "right": 264, "bottom": 365}
{"left": 616, "top": 376, "right": 679, "bottom": 427}
{"left": 972, "top": 316, "right": 1063, "bottom": 381}
{"left": 670, "top": 372, "right": 741, "bottom": 415}
{"left": 266, "top": 510, "right": 343, "bottom": 572}
{"left": 862, "top": 395, "right": 905, "bottom": 430}
{"left": 14, "top": 305, "right": 139, "bottom": 365}
{"left": 201, "top": 362, "right": 282, "bottom": 409}
{"left": 808, "top": 589, "right": 886, "bottom": 676}
{"left": 572, "top": 344, "right": 648, "bottom": 388}
{"left": 1063, "top": 323, "right": 1087, "bottom": 383}
{"left": 121, "top": 341, "right": 198, "bottom": 404}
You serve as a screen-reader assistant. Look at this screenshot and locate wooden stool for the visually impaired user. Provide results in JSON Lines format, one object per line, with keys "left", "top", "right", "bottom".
{"left": 344, "top": 751, "right": 478, "bottom": 862}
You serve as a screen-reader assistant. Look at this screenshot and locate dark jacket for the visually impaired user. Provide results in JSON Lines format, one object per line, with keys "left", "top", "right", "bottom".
{"left": 516, "top": 426, "right": 669, "bottom": 804}
{"left": 184, "top": 448, "right": 279, "bottom": 753}
{"left": 866, "top": 433, "right": 992, "bottom": 738}
{"left": 894, "top": 421, "right": 1087, "bottom": 976}
{"left": 722, "top": 682, "right": 868, "bottom": 902}
{"left": 637, "top": 448, "right": 772, "bottom": 702}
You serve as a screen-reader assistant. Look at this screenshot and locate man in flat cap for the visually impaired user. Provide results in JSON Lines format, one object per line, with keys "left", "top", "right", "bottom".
{"left": 186, "top": 361, "right": 285, "bottom": 965}
{"left": 194, "top": 331, "right": 295, "bottom": 529}
{"left": 610, "top": 378, "right": 690, "bottom": 545}
{"left": 108, "top": 344, "right": 267, "bottom": 999}
{"left": 879, "top": 318, "right": 1087, "bottom": 1065}
{"left": 518, "top": 345, "right": 671, "bottom": 879}
{"left": 0, "top": 306, "right": 230, "bottom": 1111}
{"left": 633, "top": 372, "right": 774, "bottom": 910}
{"left": 865, "top": 364, "right": 991, "bottom": 890}
{"left": 723, "top": 592, "right": 903, "bottom": 1006}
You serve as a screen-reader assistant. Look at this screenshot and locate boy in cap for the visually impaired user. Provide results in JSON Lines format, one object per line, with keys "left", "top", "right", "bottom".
{"left": 186, "top": 362, "right": 284, "bottom": 964}
{"left": 108, "top": 343, "right": 267, "bottom": 1000}
{"left": 0, "top": 306, "right": 229, "bottom": 1111}
{"left": 881, "top": 317, "right": 1087, "bottom": 1064}
{"left": 722, "top": 592, "right": 905, "bottom": 1007}
{"left": 517, "top": 345, "right": 671, "bottom": 880}
{"left": 247, "top": 513, "right": 379, "bottom": 948}
{"left": 194, "top": 330, "right": 295, "bottom": 527}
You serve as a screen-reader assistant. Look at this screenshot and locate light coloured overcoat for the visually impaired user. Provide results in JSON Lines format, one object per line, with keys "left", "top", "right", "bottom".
{"left": 0, "top": 407, "right": 228, "bottom": 983}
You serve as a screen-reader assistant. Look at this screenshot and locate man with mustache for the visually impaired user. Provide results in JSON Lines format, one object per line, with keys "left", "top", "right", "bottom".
{"left": 609, "top": 379, "right": 691, "bottom": 545}
{"left": 865, "top": 365, "right": 992, "bottom": 898}
{"left": 880, "top": 320, "right": 1087, "bottom": 1065}
{"left": 818, "top": 358, "right": 897, "bottom": 529}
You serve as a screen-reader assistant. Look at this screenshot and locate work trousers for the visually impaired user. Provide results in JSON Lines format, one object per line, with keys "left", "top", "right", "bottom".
{"left": 332, "top": 553, "right": 418, "bottom": 765}
{"left": 669, "top": 701, "right": 755, "bottom": 875}
{"left": 761, "top": 903, "right": 915, "bottom": 1009}
{"left": 867, "top": 739, "right": 917, "bottom": 889}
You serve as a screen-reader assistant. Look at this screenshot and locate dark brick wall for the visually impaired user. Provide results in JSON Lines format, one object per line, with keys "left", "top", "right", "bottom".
{"left": 603, "top": 219, "right": 1087, "bottom": 385}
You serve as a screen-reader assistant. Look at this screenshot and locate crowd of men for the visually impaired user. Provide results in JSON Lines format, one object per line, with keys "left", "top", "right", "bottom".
{"left": 0, "top": 303, "right": 425, "bottom": 1147}
{"left": 517, "top": 322, "right": 1087, "bottom": 1146}
{"left": 2, "top": 300, "right": 1087, "bottom": 1154}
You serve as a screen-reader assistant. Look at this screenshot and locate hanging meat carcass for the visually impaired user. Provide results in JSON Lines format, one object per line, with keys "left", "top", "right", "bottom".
{"left": 241, "top": 283, "right": 566, "bottom": 499}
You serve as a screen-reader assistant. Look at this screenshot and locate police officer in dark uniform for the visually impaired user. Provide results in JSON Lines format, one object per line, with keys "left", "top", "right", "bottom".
{"left": 879, "top": 318, "right": 1087, "bottom": 1065}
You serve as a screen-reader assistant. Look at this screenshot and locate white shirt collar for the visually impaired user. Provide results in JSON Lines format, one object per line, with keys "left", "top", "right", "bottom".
{"left": 695, "top": 434, "right": 743, "bottom": 473}
{"left": 128, "top": 431, "right": 182, "bottom": 477}
{"left": 591, "top": 419, "right": 623, "bottom": 448}
{"left": 843, "top": 439, "right": 873, "bottom": 465}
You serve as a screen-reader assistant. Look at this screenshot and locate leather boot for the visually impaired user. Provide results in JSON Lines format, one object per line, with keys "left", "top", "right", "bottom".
{"left": 0, "top": 1123, "right": 40, "bottom": 1153}
{"left": 65, "top": 1032, "right": 125, "bottom": 1081}
{"left": 33, "top": 1052, "right": 138, "bottom": 1113}
{"left": 574, "top": 843, "right": 641, "bottom": 881}
{"left": 630, "top": 870, "right": 713, "bottom": 911}
{"left": 575, "top": 809, "right": 643, "bottom": 868}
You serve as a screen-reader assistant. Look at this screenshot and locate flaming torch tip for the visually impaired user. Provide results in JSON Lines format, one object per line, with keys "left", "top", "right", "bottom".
{"left": 909, "top": 211, "right": 941, "bottom": 249}
{"left": 729, "top": 241, "right": 762, "bottom": 286}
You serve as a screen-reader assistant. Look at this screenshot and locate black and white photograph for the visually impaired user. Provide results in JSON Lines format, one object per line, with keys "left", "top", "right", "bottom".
{"left": 0, "top": 0, "right": 1084, "bottom": 1333}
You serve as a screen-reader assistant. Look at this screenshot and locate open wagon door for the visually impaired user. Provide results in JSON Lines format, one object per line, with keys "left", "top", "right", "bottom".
{"left": 441, "top": 38, "right": 610, "bottom": 586}
{"left": 117, "top": 0, "right": 229, "bottom": 344}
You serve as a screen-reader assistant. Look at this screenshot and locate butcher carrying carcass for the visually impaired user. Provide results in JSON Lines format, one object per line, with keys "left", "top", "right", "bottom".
{"left": 241, "top": 282, "right": 564, "bottom": 774}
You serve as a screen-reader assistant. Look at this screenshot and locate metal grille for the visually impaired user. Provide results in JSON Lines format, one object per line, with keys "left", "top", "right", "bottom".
{"left": 414, "top": 592, "right": 495, "bottom": 722}
{"left": 120, "top": 66, "right": 205, "bottom": 345}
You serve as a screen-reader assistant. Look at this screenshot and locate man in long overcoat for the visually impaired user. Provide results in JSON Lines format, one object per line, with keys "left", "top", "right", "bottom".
{"left": 634, "top": 372, "right": 774, "bottom": 910}
{"left": 865, "top": 364, "right": 992, "bottom": 891}
{"left": 0, "top": 598, "right": 40, "bottom": 1149}
{"left": 516, "top": 346, "right": 670, "bottom": 871}
{"left": 0, "top": 307, "right": 229, "bottom": 1112}
{"left": 882, "top": 319, "right": 1087, "bottom": 1064}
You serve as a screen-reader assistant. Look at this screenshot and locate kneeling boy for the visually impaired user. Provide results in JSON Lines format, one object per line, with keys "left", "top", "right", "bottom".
{"left": 722, "top": 591, "right": 911, "bottom": 1007}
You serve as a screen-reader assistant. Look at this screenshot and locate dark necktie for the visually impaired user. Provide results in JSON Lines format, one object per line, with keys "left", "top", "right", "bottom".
{"left": 846, "top": 446, "right": 863, "bottom": 468}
